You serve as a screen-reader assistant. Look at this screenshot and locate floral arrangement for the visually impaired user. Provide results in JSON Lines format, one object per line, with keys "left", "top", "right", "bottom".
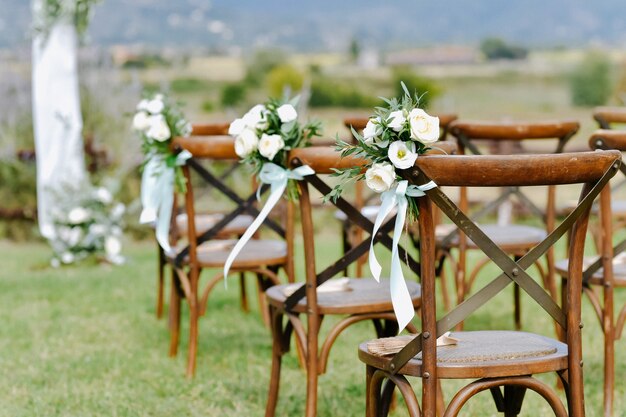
{"left": 133, "top": 92, "right": 192, "bottom": 193}
{"left": 50, "top": 183, "right": 125, "bottom": 267}
{"left": 328, "top": 83, "right": 440, "bottom": 219}
{"left": 227, "top": 97, "right": 321, "bottom": 198}
{"left": 33, "top": 0, "right": 102, "bottom": 41}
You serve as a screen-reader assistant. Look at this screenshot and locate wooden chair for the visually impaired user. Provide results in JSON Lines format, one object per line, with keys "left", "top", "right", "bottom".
{"left": 594, "top": 107, "right": 626, "bottom": 130}
{"left": 359, "top": 150, "right": 621, "bottom": 417}
{"left": 444, "top": 120, "right": 579, "bottom": 328}
{"left": 337, "top": 113, "right": 458, "bottom": 277}
{"left": 167, "top": 134, "right": 292, "bottom": 377}
{"left": 264, "top": 146, "right": 427, "bottom": 417}
{"left": 555, "top": 130, "right": 626, "bottom": 417}
{"left": 154, "top": 123, "right": 253, "bottom": 319}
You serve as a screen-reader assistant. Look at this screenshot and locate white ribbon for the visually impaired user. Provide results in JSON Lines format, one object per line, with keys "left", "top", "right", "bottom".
{"left": 223, "top": 163, "right": 314, "bottom": 283}
{"left": 139, "top": 150, "right": 192, "bottom": 253}
{"left": 369, "top": 179, "right": 437, "bottom": 332}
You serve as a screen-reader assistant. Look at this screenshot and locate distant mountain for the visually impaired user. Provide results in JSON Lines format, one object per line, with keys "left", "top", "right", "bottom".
{"left": 2, "top": 0, "right": 626, "bottom": 50}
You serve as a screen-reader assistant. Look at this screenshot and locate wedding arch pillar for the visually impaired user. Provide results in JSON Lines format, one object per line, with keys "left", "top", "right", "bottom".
{"left": 32, "top": 14, "right": 87, "bottom": 239}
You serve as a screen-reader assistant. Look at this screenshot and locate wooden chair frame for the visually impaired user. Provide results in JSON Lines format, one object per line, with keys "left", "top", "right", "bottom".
{"left": 361, "top": 150, "right": 620, "bottom": 417}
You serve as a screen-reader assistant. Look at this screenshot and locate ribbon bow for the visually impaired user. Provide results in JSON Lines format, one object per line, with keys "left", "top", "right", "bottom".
{"left": 139, "top": 150, "right": 192, "bottom": 253}
{"left": 369, "top": 179, "right": 437, "bottom": 332}
{"left": 223, "top": 163, "right": 314, "bottom": 282}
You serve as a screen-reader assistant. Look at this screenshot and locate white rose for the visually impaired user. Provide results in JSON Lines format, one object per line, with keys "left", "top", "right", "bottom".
{"left": 132, "top": 111, "right": 151, "bottom": 131}
{"left": 408, "top": 109, "right": 439, "bottom": 144}
{"left": 68, "top": 207, "right": 89, "bottom": 224}
{"left": 228, "top": 118, "right": 246, "bottom": 136}
{"left": 95, "top": 187, "right": 112, "bottom": 204}
{"left": 243, "top": 104, "right": 269, "bottom": 129}
{"left": 258, "top": 133, "right": 285, "bottom": 161}
{"left": 146, "top": 115, "right": 171, "bottom": 142}
{"left": 365, "top": 162, "right": 396, "bottom": 193}
{"left": 105, "top": 236, "right": 122, "bottom": 256}
{"left": 388, "top": 141, "right": 418, "bottom": 170}
{"left": 387, "top": 110, "right": 407, "bottom": 132}
{"left": 362, "top": 117, "right": 382, "bottom": 145}
{"left": 234, "top": 129, "right": 259, "bottom": 158}
{"left": 276, "top": 104, "right": 297, "bottom": 123}
{"left": 61, "top": 252, "right": 75, "bottom": 264}
{"left": 146, "top": 98, "right": 165, "bottom": 114}
{"left": 136, "top": 99, "right": 149, "bottom": 111}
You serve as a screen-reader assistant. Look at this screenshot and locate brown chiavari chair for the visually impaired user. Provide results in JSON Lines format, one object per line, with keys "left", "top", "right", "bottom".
{"left": 555, "top": 130, "right": 626, "bottom": 417}
{"left": 264, "top": 145, "right": 446, "bottom": 417}
{"left": 155, "top": 123, "right": 255, "bottom": 319}
{"left": 167, "top": 134, "right": 293, "bottom": 377}
{"left": 359, "top": 150, "right": 620, "bottom": 417}
{"left": 443, "top": 120, "right": 579, "bottom": 329}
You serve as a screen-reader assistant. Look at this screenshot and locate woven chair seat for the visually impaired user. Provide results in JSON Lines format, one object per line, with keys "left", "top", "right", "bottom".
{"left": 556, "top": 255, "right": 626, "bottom": 287}
{"left": 436, "top": 224, "right": 547, "bottom": 250}
{"left": 557, "top": 199, "right": 626, "bottom": 217}
{"left": 169, "top": 239, "right": 287, "bottom": 269}
{"left": 359, "top": 330, "right": 567, "bottom": 379}
{"left": 267, "top": 278, "right": 421, "bottom": 315}
{"left": 176, "top": 213, "right": 254, "bottom": 237}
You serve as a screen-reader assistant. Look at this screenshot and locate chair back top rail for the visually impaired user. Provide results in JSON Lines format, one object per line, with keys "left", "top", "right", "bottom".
{"left": 288, "top": 142, "right": 457, "bottom": 174}
{"left": 449, "top": 120, "right": 579, "bottom": 141}
{"left": 344, "top": 113, "right": 458, "bottom": 131}
{"left": 590, "top": 129, "right": 626, "bottom": 152}
{"left": 172, "top": 135, "right": 237, "bottom": 160}
{"left": 191, "top": 122, "right": 230, "bottom": 136}
{"left": 412, "top": 151, "right": 621, "bottom": 187}
{"left": 593, "top": 106, "right": 626, "bottom": 127}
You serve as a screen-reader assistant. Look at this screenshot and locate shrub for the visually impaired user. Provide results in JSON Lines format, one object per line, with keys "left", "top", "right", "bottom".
{"left": 309, "top": 77, "right": 381, "bottom": 108}
{"left": 570, "top": 51, "right": 613, "bottom": 107}
{"left": 243, "top": 49, "right": 287, "bottom": 87}
{"left": 480, "top": 37, "right": 528, "bottom": 60}
{"left": 266, "top": 65, "right": 304, "bottom": 98}
{"left": 220, "top": 83, "right": 247, "bottom": 107}
{"left": 171, "top": 78, "right": 211, "bottom": 94}
{"left": 391, "top": 67, "right": 441, "bottom": 109}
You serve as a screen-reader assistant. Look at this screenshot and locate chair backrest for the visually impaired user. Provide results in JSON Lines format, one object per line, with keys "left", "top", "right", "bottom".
{"left": 171, "top": 128, "right": 290, "bottom": 273}
{"left": 593, "top": 107, "right": 626, "bottom": 129}
{"left": 281, "top": 145, "right": 457, "bottom": 314}
{"left": 388, "top": 151, "right": 621, "bottom": 411}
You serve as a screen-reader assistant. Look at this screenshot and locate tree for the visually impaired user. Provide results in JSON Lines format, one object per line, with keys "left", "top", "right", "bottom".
{"left": 480, "top": 37, "right": 528, "bottom": 60}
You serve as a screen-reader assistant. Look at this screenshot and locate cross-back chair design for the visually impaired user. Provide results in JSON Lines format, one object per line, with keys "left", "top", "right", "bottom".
{"left": 154, "top": 123, "right": 253, "bottom": 318}
{"left": 555, "top": 130, "right": 626, "bottom": 417}
{"left": 337, "top": 113, "right": 459, "bottom": 277}
{"left": 264, "top": 146, "right": 425, "bottom": 417}
{"left": 359, "top": 150, "right": 621, "bottom": 417}
{"left": 443, "top": 120, "right": 579, "bottom": 328}
{"left": 167, "top": 134, "right": 292, "bottom": 377}
{"left": 594, "top": 107, "right": 626, "bottom": 130}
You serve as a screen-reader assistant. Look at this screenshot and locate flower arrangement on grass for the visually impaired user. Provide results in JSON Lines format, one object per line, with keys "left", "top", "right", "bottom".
{"left": 223, "top": 97, "right": 320, "bottom": 278}
{"left": 50, "top": 184, "right": 125, "bottom": 267}
{"left": 328, "top": 83, "right": 440, "bottom": 219}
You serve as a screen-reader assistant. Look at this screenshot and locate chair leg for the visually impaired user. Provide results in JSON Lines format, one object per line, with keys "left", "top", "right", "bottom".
{"left": 266, "top": 306, "right": 284, "bottom": 417}
{"left": 168, "top": 272, "right": 182, "bottom": 357}
{"left": 256, "top": 273, "right": 271, "bottom": 327}
{"left": 513, "top": 283, "right": 521, "bottom": 330}
{"left": 186, "top": 303, "right": 199, "bottom": 378}
{"left": 240, "top": 272, "right": 249, "bottom": 313}
{"left": 156, "top": 243, "right": 166, "bottom": 319}
{"left": 603, "top": 305, "right": 615, "bottom": 417}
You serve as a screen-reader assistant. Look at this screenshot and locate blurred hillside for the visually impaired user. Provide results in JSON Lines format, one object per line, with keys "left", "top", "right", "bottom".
{"left": 2, "top": 0, "right": 626, "bottom": 49}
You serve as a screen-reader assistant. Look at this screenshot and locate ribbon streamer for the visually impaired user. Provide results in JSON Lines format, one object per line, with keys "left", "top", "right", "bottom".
{"left": 223, "top": 163, "right": 314, "bottom": 283}
{"left": 139, "top": 150, "right": 192, "bottom": 253}
{"left": 369, "top": 179, "right": 437, "bottom": 332}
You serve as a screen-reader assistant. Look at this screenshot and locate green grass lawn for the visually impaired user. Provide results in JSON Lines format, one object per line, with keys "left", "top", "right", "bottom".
{"left": 1, "top": 234, "right": 625, "bottom": 416}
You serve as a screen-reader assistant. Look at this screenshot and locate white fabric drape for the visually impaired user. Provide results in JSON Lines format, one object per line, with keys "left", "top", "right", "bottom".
{"left": 32, "top": 20, "right": 87, "bottom": 239}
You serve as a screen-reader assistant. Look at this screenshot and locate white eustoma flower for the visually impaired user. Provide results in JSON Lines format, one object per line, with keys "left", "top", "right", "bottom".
{"left": 387, "top": 110, "right": 407, "bottom": 132}
{"left": 68, "top": 207, "right": 89, "bottom": 224}
{"left": 408, "top": 109, "right": 439, "bottom": 144}
{"left": 146, "top": 98, "right": 165, "bottom": 114}
{"left": 365, "top": 162, "right": 396, "bottom": 193}
{"left": 95, "top": 187, "right": 112, "bottom": 204}
{"left": 132, "top": 111, "right": 151, "bottom": 131}
{"left": 276, "top": 104, "right": 297, "bottom": 123}
{"left": 228, "top": 118, "right": 246, "bottom": 136}
{"left": 388, "top": 141, "right": 418, "bottom": 170}
{"left": 105, "top": 236, "right": 122, "bottom": 256}
{"left": 258, "top": 133, "right": 285, "bottom": 161}
{"left": 243, "top": 104, "right": 269, "bottom": 129}
{"left": 136, "top": 99, "right": 149, "bottom": 111}
{"left": 362, "top": 117, "right": 382, "bottom": 145}
{"left": 146, "top": 115, "right": 171, "bottom": 142}
{"left": 234, "top": 129, "right": 259, "bottom": 158}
